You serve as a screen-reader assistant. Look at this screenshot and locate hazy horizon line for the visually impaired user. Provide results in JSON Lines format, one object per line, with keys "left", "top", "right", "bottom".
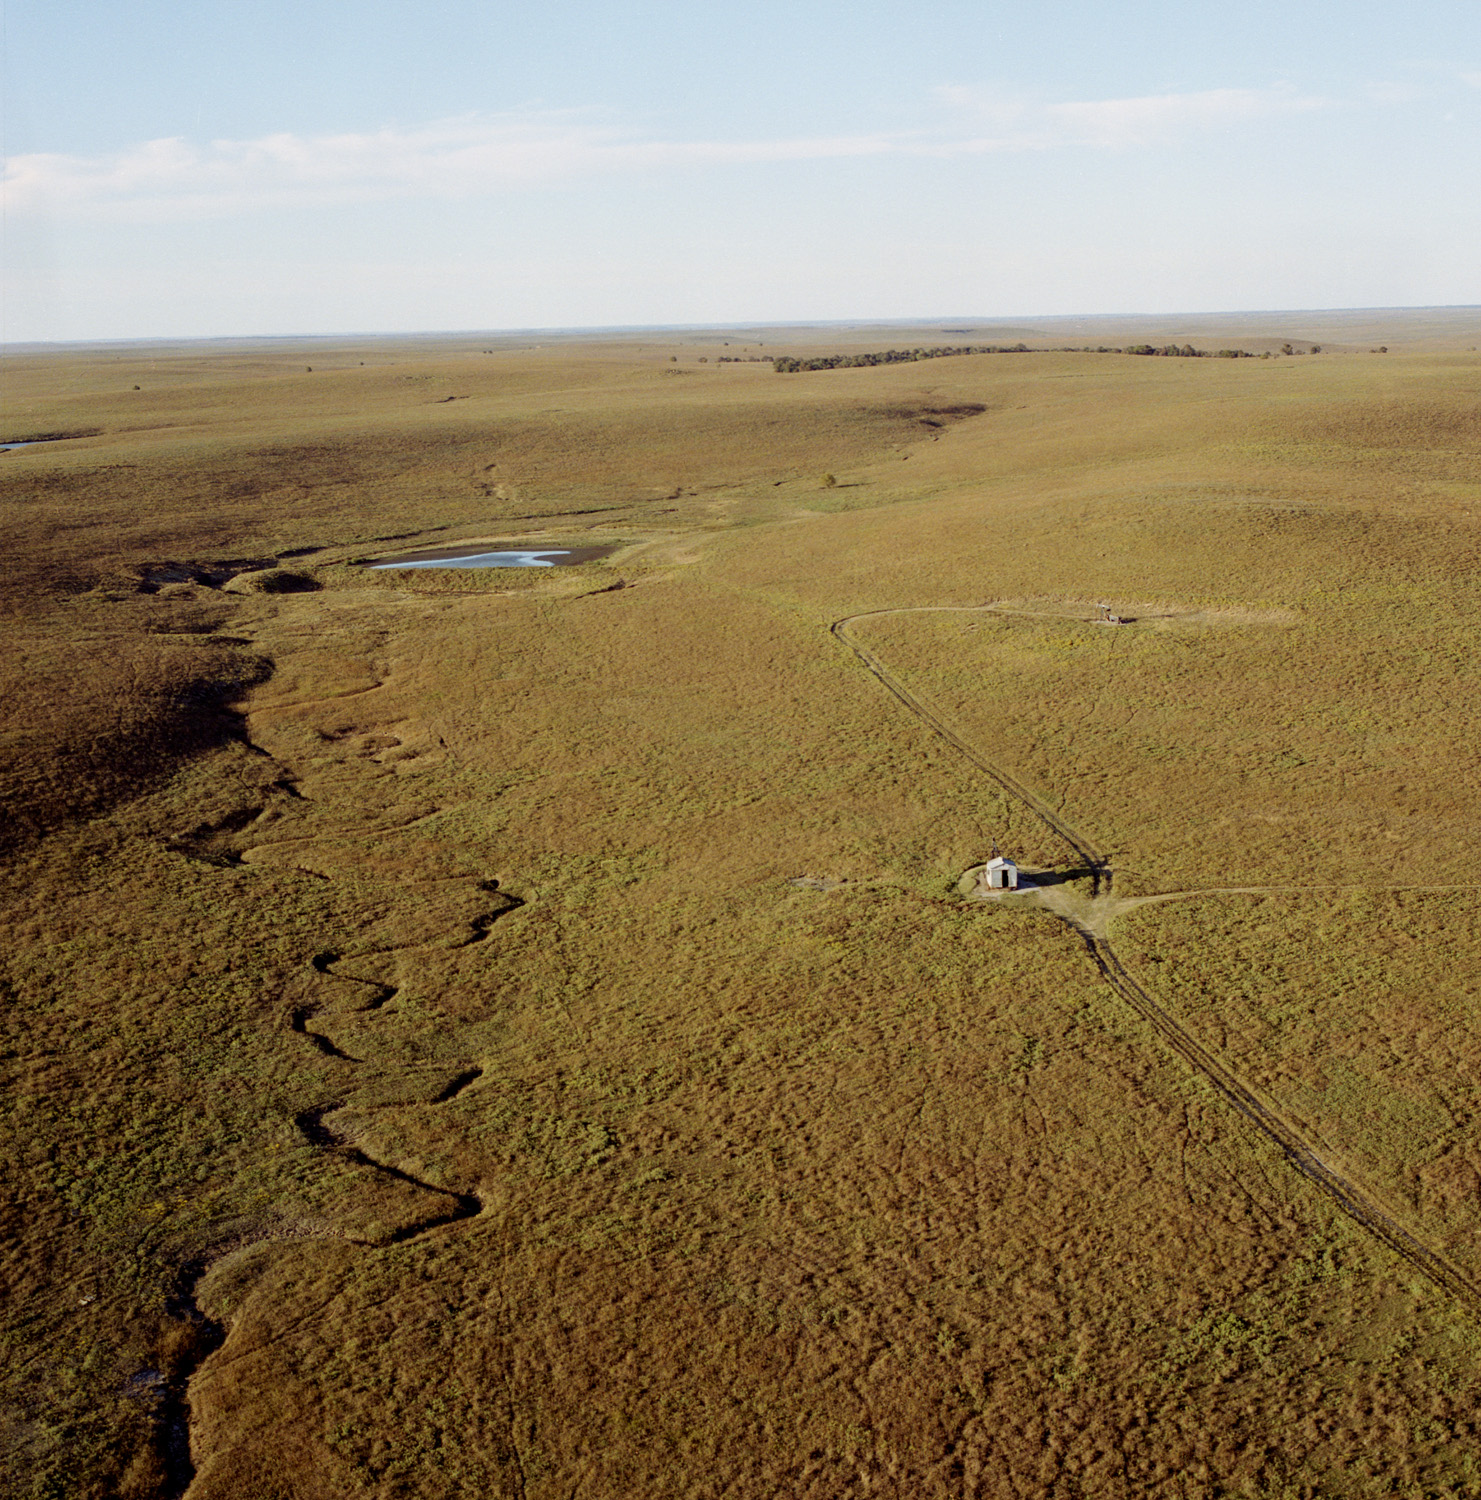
{"left": 6, "top": 303, "right": 1481, "bottom": 353}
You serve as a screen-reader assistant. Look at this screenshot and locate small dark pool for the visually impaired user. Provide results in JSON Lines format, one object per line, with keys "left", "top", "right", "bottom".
{"left": 367, "top": 543, "right": 617, "bottom": 570}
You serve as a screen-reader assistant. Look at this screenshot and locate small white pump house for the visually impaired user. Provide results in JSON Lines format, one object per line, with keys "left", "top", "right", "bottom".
{"left": 984, "top": 855, "right": 1019, "bottom": 890}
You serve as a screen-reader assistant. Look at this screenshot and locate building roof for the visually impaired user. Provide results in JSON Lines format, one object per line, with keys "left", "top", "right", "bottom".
{"left": 985, "top": 855, "right": 1016, "bottom": 869}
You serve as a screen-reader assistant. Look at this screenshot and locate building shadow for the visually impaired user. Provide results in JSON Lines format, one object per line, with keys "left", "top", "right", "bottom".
{"left": 1020, "top": 866, "right": 1099, "bottom": 888}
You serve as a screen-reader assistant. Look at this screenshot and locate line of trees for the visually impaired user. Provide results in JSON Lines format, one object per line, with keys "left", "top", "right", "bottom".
{"left": 771, "top": 344, "right": 1032, "bottom": 372}
{"left": 1123, "top": 343, "right": 1323, "bottom": 357}
{"left": 1125, "top": 343, "right": 1253, "bottom": 358}
{"left": 769, "top": 342, "right": 1288, "bottom": 373}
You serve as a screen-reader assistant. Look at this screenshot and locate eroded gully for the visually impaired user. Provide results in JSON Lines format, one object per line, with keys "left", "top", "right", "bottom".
{"left": 157, "top": 662, "right": 525, "bottom": 1496}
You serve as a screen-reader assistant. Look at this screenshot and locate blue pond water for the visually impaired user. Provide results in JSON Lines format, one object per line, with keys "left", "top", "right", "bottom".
{"left": 366, "top": 541, "right": 615, "bottom": 570}
{"left": 0, "top": 431, "right": 99, "bottom": 452}
{"left": 370, "top": 549, "right": 572, "bottom": 570}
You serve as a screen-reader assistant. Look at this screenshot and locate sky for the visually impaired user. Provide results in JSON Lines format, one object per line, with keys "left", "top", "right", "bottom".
{"left": 3, "top": 1, "right": 1479, "bottom": 341}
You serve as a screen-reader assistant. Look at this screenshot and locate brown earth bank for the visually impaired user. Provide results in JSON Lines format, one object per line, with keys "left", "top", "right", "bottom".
{"left": 3, "top": 328, "right": 1481, "bottom": 1498}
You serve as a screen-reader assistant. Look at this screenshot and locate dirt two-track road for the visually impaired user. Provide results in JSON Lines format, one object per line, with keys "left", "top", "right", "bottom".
{"left": 836, "top": 603, "right": 1481, "bottom": 1317}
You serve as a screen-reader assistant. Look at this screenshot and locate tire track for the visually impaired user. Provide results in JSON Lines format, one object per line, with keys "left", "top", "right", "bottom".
{"left": 1080, "top": 931, "right": 1481, "bottom": 1310}
{"left": 833, "top": 611, "right": 1110, "bottom": 892}
{"left": 834, "top": 604, "right": 1481, "bottom": 1315}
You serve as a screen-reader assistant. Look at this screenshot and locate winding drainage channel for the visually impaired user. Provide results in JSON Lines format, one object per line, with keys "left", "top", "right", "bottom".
{"left": 832, "top": 604, "right": 1481, "bottom": 1315}
{"left": 157, "top": 849, "right": 523, "bottom": 1497}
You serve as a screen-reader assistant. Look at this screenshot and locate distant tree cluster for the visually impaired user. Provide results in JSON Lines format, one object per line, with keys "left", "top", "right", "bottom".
{"left": 772, "top": 344, "right": 1031, "bottom": 373}
{"left": 769, "top": 342, "right": 1279, "bottom": 373}
{"left": 1124, "top": 343, "right": 1260, "bottom": 358}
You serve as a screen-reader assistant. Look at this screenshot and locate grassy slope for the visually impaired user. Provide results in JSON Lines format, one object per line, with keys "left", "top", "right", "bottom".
{"left": 1115, "top": 892, "right": 1481, "bottom": 1279}
{"left": 3, "top": 340, "right": 1481, "bottom": 1497}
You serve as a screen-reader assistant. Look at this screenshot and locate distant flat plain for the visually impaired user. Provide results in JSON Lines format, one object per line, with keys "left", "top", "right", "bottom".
{"left": 3, "top": 309, "right": 1481, "bottom": 1498}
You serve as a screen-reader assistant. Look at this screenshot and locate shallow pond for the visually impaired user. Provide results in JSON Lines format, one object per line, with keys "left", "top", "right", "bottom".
{"left": 367, "top": 543, "right": 617, "bottom": 570}
{"left": 0, "top": 429, "right": 101, "bottom": 452}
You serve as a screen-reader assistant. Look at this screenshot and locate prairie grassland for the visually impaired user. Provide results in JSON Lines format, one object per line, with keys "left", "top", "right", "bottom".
{"left": 1114, "top": 892, "right": 1481, "bottom": 1277}
{"left": 4, "top": 333, "right": 1481, "bottom": 1498}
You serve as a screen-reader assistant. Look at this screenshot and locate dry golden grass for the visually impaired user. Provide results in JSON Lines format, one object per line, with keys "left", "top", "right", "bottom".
{"left": 4, "top": 329, "right": 1481, "bottom": 1497}
{"left": 1115, "top": 892, "right": 1481, "bottom": 1279}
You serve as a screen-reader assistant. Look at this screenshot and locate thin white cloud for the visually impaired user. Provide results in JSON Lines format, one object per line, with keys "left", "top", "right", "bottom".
{"left": 1047, "top": 86, "right": 1325, "bottom": 145}
{"left": 1460, "top": 71, "right": 1481, "bottom": 88}
{"left": 2, "top": 88, "right": 1331, "bottom": 222}
{"left": 2, "top": 112, "right": 902, "bottom": 220}
{"left": 935, "top": 84, "right": 1328, "bottom": 149}
{"left": 1364, "top": 80, "right": 1426, "bottom": 105}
